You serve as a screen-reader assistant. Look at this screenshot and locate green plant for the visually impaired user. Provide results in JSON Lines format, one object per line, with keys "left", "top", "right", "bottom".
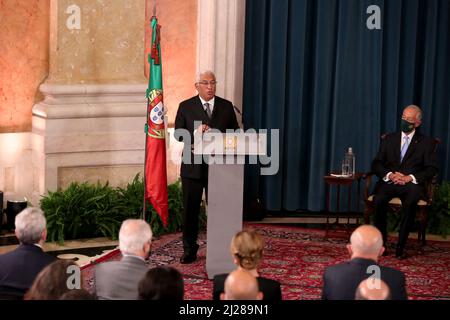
{"left": 136, "top": 178, "right": 206, "bottom": 236}
{"left": 40, "top": 174, "right": 206, "bottom": 243}
{"left": 386, "top": 211, "right": 401, "bottom": 233}
{"left": 41, "top": 182, "right": 132, "bottom": 244}
{"left": 116, "top": 175, "right": 185, "bottom": 237}
{"left": 428, "top": 181, "right": 450, "bottom": 237}
{"left": 383, "top": 181, "right": 450, "bottom": 237}
{"left": 199, "top": 199, "right": 207, "bottom": 230}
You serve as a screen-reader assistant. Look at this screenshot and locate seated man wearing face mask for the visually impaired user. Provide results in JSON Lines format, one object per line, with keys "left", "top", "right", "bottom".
{"left": 371, "top": 105, "right": 438, "bottom": 259}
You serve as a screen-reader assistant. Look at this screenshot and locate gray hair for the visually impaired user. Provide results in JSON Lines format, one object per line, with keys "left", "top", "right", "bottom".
{"left": 15, "top": 207, "right": 47, "bottom": 244}
{"left": 404, "top": 105, "right": 423, "bottom": 121}
{"left": 196, "top": 70, "right": 216, "bottom": 83}
{"left": 119, "top": 219, "right": 153, "bottom": 255}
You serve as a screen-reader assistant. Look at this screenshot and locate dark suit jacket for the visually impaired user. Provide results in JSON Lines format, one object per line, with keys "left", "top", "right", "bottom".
{"left": 94, "top": 255, "right": 149, "bottom": 300}
{"left": 213, "top": 273, "right": 282, "bottom": 301}
{"left": 0, "top": 244, "right": 56, "bottom": 300}
{"left": 371, "top": 131, "right": 438, "bottom": 189}
{"left": 174, "top": 95, "right": 240, "bottom": 179}
{"left": 322, "top": 258, "right": 407, "bottom": 300}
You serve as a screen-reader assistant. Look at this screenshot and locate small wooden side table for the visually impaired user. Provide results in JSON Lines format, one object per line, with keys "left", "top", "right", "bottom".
{"left": 323, "top": 172, "right": 364, "bottom": 237}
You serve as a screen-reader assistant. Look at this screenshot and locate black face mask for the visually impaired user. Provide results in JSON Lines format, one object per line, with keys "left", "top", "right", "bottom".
{"left": 401, "top": 119, "right": 415, "bottom": 133}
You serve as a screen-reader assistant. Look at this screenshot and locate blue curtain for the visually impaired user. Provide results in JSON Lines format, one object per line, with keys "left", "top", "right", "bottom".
{"left": 243, "top": 0, "right": 450, "bottom": 212}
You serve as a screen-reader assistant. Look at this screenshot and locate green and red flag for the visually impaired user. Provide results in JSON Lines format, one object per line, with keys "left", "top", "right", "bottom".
{"left": 144, "top": 16, "right": 168, "bottom": 226}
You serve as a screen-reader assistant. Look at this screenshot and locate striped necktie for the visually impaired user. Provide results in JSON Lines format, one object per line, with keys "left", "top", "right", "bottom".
{"left": 204, "top": 103, "right": 212, "bottom": 119}
{"left": 400, "top": 136, "right": 410, "bottom": 162}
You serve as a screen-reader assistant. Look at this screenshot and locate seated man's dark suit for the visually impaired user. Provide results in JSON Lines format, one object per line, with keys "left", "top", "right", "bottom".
{"left": 0, "top": 244, "right": 56, "bottom": 300}
{"left": 322, "top": 258, "right": 407, "bottom": 300}
{"left": 213, "top": 273, "right": 282, "bottom": 301}
{"left": 371, "top": 131, "right": 438, "bottom": 254}
{"left": 175, "top": 95, "right": 239, "bottom": 258}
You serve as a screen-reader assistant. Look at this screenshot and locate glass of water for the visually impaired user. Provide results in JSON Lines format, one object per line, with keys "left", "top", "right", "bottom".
{"left": 342, "top": 159, "right": 350, "bottom": 176}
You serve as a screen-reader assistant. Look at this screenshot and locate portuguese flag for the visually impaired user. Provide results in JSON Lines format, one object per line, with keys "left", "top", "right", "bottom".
{"left": 144, "top": 16, "right": 168, "bottom": 226}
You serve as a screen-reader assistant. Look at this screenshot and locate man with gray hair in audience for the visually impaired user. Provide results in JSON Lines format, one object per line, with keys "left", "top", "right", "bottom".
{"left": 0, "top": 207, "right": 55, "bottom": 300}
{"left": 322, "top": 225, "right": 407, "bottom": 300}
{"left": 94, "top": 219, "right": 152, "bottom": 300}
{"left": 220, "top": 269, "right": 263, "bottom": 300}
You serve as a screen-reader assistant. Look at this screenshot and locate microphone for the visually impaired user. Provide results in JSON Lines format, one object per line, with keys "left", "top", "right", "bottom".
{"left": 233, "top": 105, "right": 242, "bottom": 115}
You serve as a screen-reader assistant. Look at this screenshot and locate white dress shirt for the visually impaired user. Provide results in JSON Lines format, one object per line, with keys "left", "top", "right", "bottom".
{"left": 199, "top": 96, "right": 215, "bottom": 115}
{"left": 193, "top": 97, "right": 216, "bottom": 137}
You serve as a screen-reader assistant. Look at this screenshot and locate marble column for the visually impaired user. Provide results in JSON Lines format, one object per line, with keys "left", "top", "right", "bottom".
{"left": 32, "top": 0, "right": 147, "bottom": 204}
{"left": 196, "top": 0, "right": 246, "bottom": 127}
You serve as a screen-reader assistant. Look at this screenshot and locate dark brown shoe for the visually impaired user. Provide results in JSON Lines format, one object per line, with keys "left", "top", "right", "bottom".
{"left": 180, "top": 253, "right": 197, "bottom": 264}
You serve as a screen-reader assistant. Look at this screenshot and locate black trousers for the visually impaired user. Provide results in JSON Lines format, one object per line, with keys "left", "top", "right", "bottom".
{"left": 373, "top": 182, "right": 422, "bottom": 250}
{"left": 181, "top": 175, "right": 208, "bottom": 255}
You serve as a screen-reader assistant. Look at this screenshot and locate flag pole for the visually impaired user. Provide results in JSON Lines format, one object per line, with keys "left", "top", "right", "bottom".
{"left": 143, "top": 104, "right": 149, "bottom": 221}
{"left": 143, "top": 2, "right": 156, "bottom": 221}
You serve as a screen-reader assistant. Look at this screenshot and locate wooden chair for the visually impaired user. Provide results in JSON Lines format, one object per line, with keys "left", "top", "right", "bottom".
{"left": 363, "top": 136, "right": 440, "bottom": 247}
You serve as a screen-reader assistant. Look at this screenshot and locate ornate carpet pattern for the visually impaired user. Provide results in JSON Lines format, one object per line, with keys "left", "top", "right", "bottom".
{"left": 81, "top": 223, "right": 450, "bottom": 300}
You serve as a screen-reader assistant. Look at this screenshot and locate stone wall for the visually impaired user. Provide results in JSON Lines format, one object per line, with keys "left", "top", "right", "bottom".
{"left": 0, "top": 0, "right": 50, "bottom": 133}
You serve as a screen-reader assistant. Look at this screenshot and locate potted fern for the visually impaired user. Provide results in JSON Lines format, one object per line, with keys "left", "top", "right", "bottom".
{"left": 428, "top": 181, "right": 450, "bottom": 237}
{"left": 40, "top": 174, "right": 205, "bottom": 244}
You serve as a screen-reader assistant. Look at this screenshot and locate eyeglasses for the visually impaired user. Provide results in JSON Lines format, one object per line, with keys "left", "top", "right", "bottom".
{"left": 198, "top": 81, "right": 217, "bottom": 86}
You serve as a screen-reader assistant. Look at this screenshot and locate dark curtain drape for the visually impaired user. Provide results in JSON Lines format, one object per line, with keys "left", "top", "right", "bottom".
{"left": 243, "top": 0, "right": 450, "bottom": 213}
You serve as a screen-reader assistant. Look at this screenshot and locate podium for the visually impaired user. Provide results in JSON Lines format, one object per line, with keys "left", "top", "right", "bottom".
{"left": 193, "top": 131, "right": 266, "bottom": 279}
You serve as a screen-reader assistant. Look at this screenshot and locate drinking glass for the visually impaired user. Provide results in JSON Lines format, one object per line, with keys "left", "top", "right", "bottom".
{"left": 342, "top": 159, "right": 350, "bottom": 176}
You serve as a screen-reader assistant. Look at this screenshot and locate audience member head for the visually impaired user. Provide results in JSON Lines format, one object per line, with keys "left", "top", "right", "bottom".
{"left": 402, "top": 105, "right": 422, "bottom": 132}
{"left": 119, "top": 219, "right": 152, "bottom": 260}
{"left": 60, "top": 289, "right": 95, "bottom": 300}
{"left": 347, "top": 225, "right": 385, "bottom": 261}
{"left": 25, "top": 259, "right": 80, "bottom": 300}
{"left": 138, "top": 266, "right": 184, "bottom": 300}
{"left": 355, "top": 278, "right": 391, "bottom": 300}
{"left": 14, "top": 207, "right": 47, "bottom": 246}
{"left": 230, "top": 229, "right": 264, "bottom": 272}
{"left": 220, "top": 269, "right": 263, "bottom": 300}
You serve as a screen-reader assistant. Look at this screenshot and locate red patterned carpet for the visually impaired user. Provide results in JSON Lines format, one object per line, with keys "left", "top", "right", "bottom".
{"left": 81, "top": 223, "right": 450, "bottom": 300}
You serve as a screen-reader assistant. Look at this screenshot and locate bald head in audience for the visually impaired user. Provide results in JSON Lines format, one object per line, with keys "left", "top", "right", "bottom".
{"left": 220, "top": 270, "right": 263, "bottom": 300}
{"left": 347, "top": 225, "right": 385, "bottom": 261}
{"left": 355, "top": 278, "right": 391, "bottom": 300}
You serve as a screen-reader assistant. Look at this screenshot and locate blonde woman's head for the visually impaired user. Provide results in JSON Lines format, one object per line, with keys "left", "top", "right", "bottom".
{"left": 230, "top": 229, "right": 264, "bottom": 270}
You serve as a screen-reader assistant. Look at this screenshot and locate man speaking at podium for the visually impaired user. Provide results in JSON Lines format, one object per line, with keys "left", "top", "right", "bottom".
{"left": 175, "top": 70, "right": 239, "bottom": 264}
